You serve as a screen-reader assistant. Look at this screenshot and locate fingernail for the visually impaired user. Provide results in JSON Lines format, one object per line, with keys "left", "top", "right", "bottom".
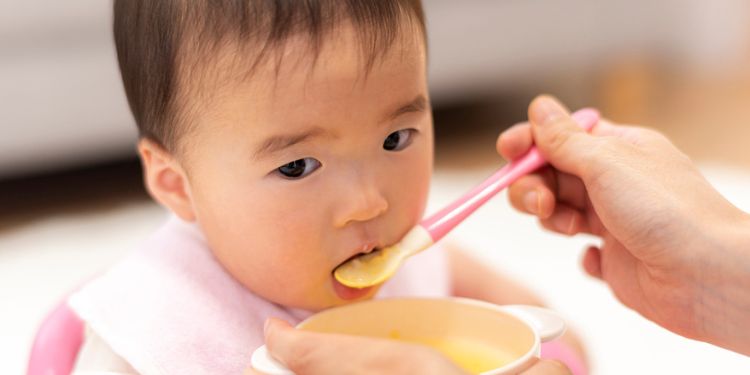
{"left": 523, "top": 191, "right": 539, "bottom": 215}
{"left": 553, "top": 212, "right": 577, "bottom": 234}
{"left": 264, "top": 318, "right": 272, "bottom": 337}
{"left": 566, "top": 214, "right": 578, "bottom": 235}
{"left": 531, "top": 96, "right": 567, "bottom": 126}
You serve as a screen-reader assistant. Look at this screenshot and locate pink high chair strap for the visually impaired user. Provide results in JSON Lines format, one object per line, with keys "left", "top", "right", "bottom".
{"left": 541, "top": 340, "right": 588, "bottom": 375}
{"left": 27, "top": 298, "right": 84, "bottom": 375}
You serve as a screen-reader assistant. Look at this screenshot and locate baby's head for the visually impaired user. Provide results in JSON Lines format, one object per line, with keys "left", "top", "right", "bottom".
{"left": 114, "top": 0, "right": 432, "bottom": 311}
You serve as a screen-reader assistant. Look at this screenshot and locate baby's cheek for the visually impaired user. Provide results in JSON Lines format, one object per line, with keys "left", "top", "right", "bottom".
{"left": 237, "top": 254, "right": 324, "bottom": 307}
{"left": 257, "top": 240, "right": 329, "bottom": 292}
{"left": 398, "top": 162, "right": 431, "bottom": 220}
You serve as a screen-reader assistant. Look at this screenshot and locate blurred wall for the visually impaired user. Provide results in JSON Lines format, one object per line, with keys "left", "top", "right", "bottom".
{"left": 1, "top": 2, "right": 135, "bottom": 177}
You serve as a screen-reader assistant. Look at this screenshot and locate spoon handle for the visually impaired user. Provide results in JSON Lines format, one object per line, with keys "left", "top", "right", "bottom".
{"left": 420, "top": 108, "right": 600, "bottom": 243}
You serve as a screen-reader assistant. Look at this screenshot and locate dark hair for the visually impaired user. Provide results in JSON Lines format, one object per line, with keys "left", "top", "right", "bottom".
{"left": 113, "top": 0, "right": 426, "bottom": 152}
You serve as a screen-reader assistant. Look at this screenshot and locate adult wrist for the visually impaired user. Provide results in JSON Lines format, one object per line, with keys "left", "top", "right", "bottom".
{"left": 691, "top": 211, "right": 750, "bottom": 355}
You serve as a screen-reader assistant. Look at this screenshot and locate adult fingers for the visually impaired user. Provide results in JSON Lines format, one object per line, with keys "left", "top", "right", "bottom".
{"left": 508, "top": 168, "right": 557, "bottom": 219}
{"left": 539, "top": 204, "right": 591, "bottom": 236}
{"left": 582, "top": 246, "right": 603, "bottom": 280}
{"left": 528, "top": 96, "right": 598, "bottom": 177}
{"left": 497, "top": 122, "right": 533, "bottom": 161}
{"left": 264, "top": 318, "right": 322, "bottom": 373}
{"left": 520, "top": 359, "right": 573, "bottom": 375}
{"left": 508, "top": 169, "right": 590, "bottom": 218}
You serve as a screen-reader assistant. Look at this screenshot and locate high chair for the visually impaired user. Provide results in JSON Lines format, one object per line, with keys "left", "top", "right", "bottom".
{"left": 24, "top": 298, "right": 585, "bottom": 375}
{"left": 27, "top": 298, "right": 84, "bottom": 375}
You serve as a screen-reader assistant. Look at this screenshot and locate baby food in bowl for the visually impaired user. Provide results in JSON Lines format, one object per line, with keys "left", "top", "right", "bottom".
{"left": 391, "top": 335, "right": 517, "bottom": 373}
{"left": 252, "top": 297, "right": 566, "bottom": 375}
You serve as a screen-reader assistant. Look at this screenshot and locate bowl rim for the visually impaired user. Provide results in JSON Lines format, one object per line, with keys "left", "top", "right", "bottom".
{"left": 296, "top": 296, "right": 542, "bottom": 374}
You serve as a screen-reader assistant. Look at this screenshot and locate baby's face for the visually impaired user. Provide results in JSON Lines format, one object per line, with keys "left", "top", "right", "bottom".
{"left": 180, "top": 26, "right": 432, "bottom": 310}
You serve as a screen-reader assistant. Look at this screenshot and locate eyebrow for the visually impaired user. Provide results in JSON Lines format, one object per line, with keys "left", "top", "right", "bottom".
{"left": 253, "top": 95, "right": 428, "bottom": 159}
{"left": 253, "top": 127, "right": 327, "bottom": 160}
{"left": 385, "top": 94, "right": 428, "bottom": 122}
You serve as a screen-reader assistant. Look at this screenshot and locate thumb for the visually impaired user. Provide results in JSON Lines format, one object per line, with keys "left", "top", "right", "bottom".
{"left": 520, "top": 359, "right": 573, "bottom": 374}
{"left": 528, "top": 95, "right": 596, "bottom": 177}
{"left": 263, "top": 317, "right": 300, "bottom": 365}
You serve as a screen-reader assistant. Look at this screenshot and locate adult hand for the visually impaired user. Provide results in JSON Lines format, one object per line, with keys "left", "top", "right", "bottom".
{"left": 258, "top": 317, "right": 465, "bottom": 375}
{"left": 498, "top": 95, "right": 750, "bottom": 355}
{"left": 254, "top": 318, "right": 574, "bottom": 375}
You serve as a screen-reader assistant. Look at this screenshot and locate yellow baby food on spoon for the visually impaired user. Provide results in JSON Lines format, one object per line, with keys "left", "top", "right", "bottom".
{"left": 334, "top": 226, "right": 433, "bottom": 288}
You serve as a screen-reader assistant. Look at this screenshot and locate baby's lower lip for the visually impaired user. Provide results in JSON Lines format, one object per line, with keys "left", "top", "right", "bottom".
{"left": 332, "top": 275, "right": 374, "bottom": 300}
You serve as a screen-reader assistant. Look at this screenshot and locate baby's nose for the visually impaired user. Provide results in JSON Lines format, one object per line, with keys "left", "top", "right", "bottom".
{"left": 333, "top": 179, "right": 389, "bottom": 228}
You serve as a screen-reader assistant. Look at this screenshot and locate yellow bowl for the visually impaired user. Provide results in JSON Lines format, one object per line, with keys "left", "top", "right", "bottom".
{"left": 252, "top": 297, "right": 566, "bottom": 375}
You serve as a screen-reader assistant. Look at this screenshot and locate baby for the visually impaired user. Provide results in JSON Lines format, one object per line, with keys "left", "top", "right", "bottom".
{"left": 69, "top": 1, "right": 586, "bottom": 374}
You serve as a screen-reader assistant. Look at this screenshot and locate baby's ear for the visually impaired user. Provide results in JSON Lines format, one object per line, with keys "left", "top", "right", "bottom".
{"left": 138, "top": 139, "right": 197, "bottom": 222}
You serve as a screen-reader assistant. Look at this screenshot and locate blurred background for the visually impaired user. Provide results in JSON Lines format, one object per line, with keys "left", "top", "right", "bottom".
{"left": 2, "top": 1, "right": 750, "bottom": 374}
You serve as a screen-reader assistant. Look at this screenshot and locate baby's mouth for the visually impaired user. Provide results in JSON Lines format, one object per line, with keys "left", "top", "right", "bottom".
{"left": 334, "top": 246, "right": 380, "bottom": 275}
{"left": 331, "top": 247, "right": 381, "bottom": 299}
{"left": 342, "top": 246, "right": 379, "bottom": 265}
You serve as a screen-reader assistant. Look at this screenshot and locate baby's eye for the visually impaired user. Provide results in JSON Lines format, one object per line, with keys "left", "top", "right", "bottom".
{"left": 276, "top": 157, "right": 321, "bottom": 179}
{"left": 383, "top": 129, "right": 414, "bottom": 151}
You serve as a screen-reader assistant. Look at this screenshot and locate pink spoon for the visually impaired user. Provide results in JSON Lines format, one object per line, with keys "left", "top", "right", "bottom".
{"left": 334, "top": 108, "right": 600, "bottom": 288}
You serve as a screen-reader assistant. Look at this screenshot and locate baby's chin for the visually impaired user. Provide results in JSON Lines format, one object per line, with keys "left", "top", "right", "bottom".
{"left": 332, "top": 283, "right": 381, "bottom": 305}
{"left": 235, "top": 270, "right": 384, "bottom": 312}
{"left": 296, "top": 283, "right": 383, "bottom": 313}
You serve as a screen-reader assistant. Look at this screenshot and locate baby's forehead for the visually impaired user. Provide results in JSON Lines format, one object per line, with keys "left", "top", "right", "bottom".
{"left": 178, "top": 29, "right": 428, "bottom": 154}
{"left": 182, "top": 19, "right": 425, "bottom": 91}
{"left": 178, "top": 20, "right": 426, "bottom": 124}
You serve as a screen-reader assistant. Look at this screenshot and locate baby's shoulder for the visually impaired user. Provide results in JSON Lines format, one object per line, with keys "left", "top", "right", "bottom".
{"left": 71, "top": 325, "right": 138, "bottom": 375}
